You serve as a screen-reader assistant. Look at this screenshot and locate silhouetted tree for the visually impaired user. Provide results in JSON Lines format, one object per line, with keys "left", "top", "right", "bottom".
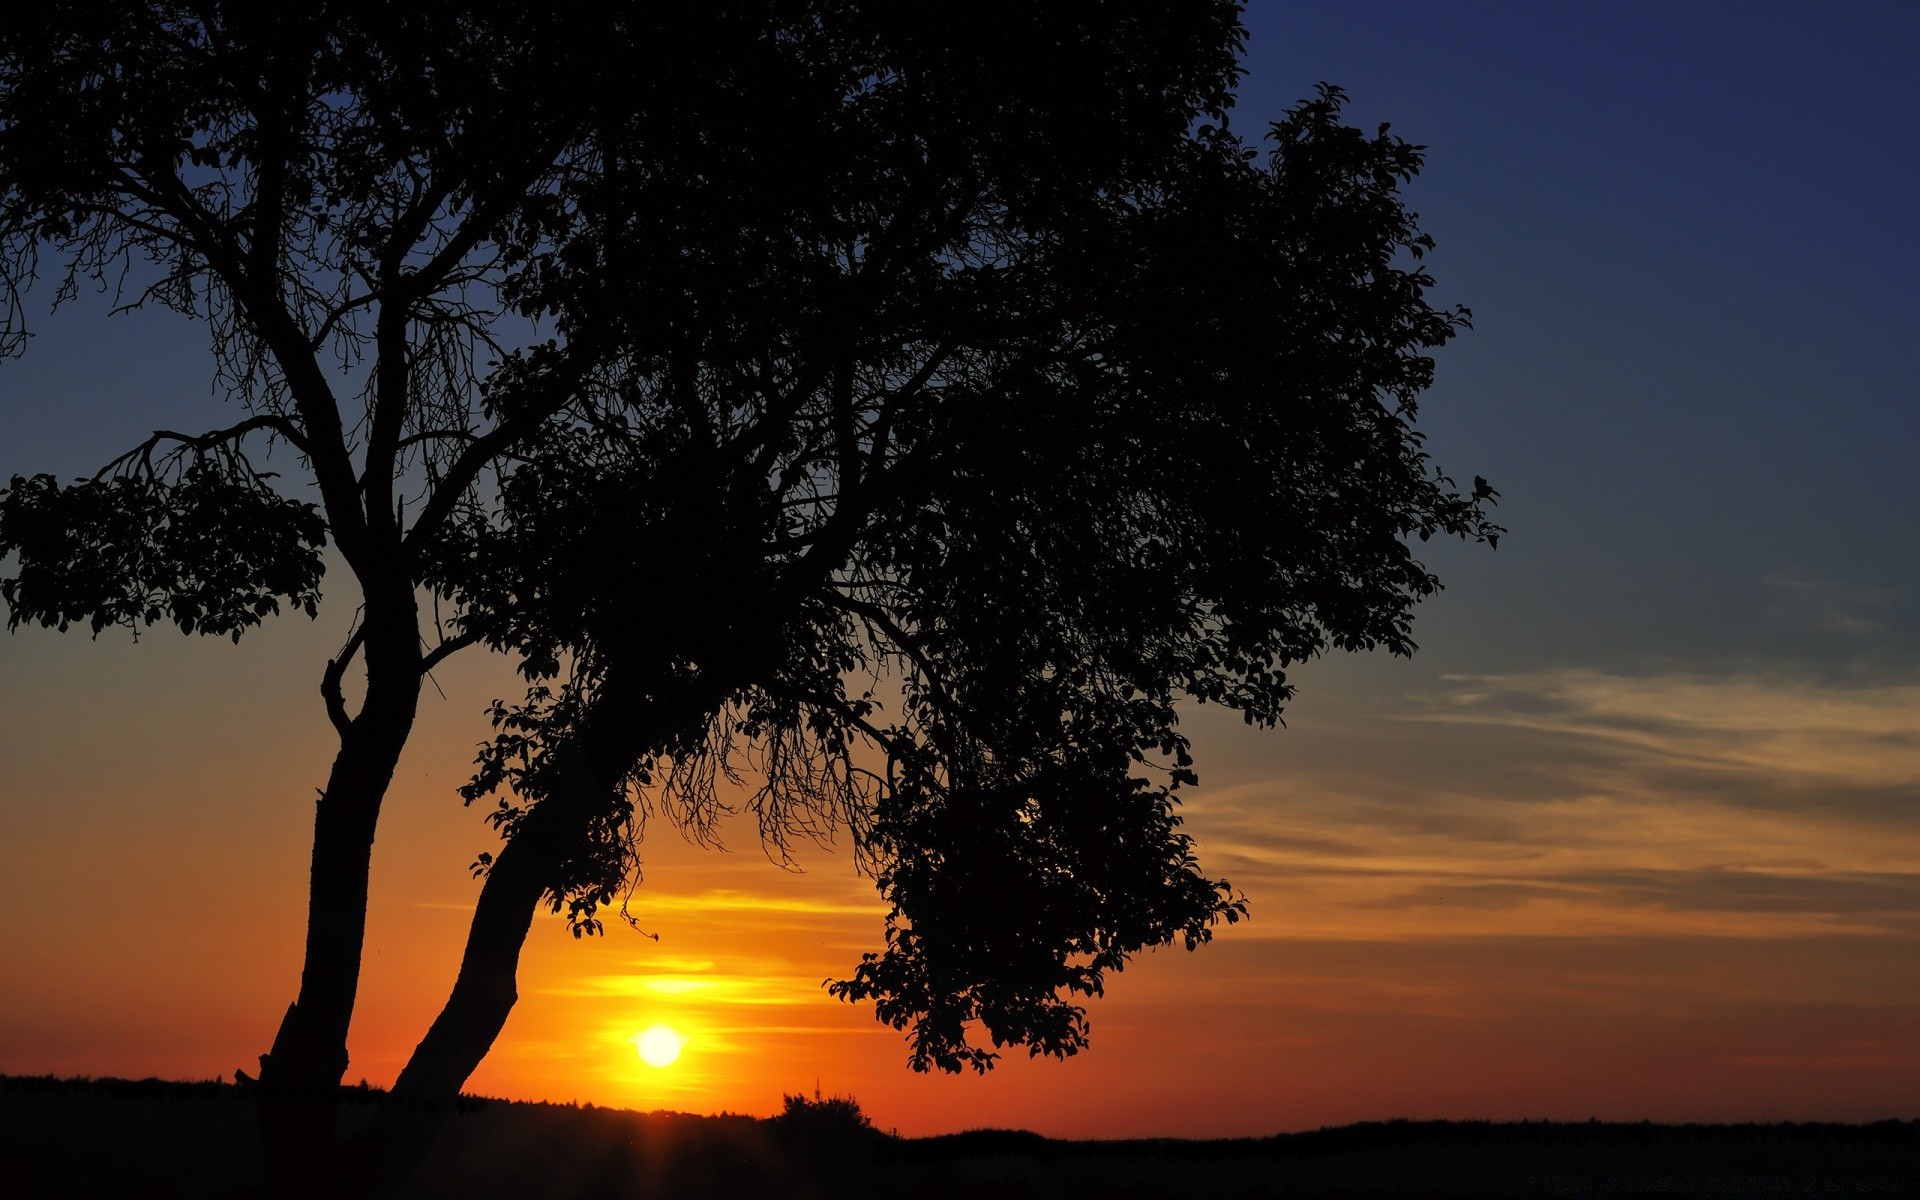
{"left": 3, "top": 2, "right": 1497, "bottom": 1193}
{"left": 394, "top": 29, "right": 1499, "bottom": 1104}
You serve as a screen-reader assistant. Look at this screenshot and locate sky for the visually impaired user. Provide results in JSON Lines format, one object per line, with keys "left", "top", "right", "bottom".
{"left": 3, "top": 2, "right": 1919, "bottom": 1139}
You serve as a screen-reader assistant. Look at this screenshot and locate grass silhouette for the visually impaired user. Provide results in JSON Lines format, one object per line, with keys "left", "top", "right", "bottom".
{"left": 3, "top": 1074, "right": 1915, "bottom": 1198}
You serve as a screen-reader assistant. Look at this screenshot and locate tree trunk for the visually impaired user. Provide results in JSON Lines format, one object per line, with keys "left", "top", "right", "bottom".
{"left": 392, "top": 676, "right": 660, "bottom": 1100}
{"left": 371, "top": 667, "right": 728, "bottom": 1188}
{"left": 391, "top": 805, "right": 558, "bottom": 1099}
{"left": 257, "top": 592, "right": 422, "bottom": 1198}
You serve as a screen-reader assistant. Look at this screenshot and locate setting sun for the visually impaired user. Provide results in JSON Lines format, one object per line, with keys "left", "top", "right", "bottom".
{"left": 634, "top": 1024, "right": 685, "bottom": 1069}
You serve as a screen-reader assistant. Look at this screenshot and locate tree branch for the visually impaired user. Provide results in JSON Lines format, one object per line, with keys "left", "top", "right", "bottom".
{"left": 134, "top": 155, "right": 371, "bottom": 568}
{"left": 395, "top": 428, "right": 482, "bottom": 453}
{"left": 420, "top": 629, "right": 481, "bottom": 675}
{"left": 822, "top": 590, "right": 970, "bottom": 723}
{"left": 321, "top": 624, "right": 367, "bottom": 737}
{"left": 95, "top": 414, "right": 311, "bottom": 480}
{"left": 400, "top": 352, "right": 592, "bottom": 560}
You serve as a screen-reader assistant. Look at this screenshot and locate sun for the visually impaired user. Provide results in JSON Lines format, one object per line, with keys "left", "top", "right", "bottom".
{"left": 634, "top": 1023, "right": 685, "bottom": 1069}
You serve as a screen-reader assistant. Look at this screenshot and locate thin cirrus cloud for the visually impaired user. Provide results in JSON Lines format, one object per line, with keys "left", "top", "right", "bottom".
{"left": 1421, "top": 669, "right": 1920, "bottom": 791}
{"left": 1181, "top": 668, "right": 1920, "bottom": 943}
{"left": 536, "top": 950, "right": 826, "bottom": 1006}
{"left": 1759, "top": 570, "right": 1904, "bottom": 646}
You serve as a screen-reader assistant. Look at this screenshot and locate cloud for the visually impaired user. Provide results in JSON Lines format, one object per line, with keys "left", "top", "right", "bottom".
{"left": 1177, "top": 669, "right": 1920, "bottom": 941}
{"left": 534, "top": 946, "right": 831, "bottom": 1006}
{"left": 1414, "top": 669, "right": 1920, "bottom": 796}
{"left": 623, "top": 888, "right": 882, "bottom": 918}
{"left": 1386, "top": 868, "right": 1920, "bottom": 922}
{"left": 1762, "top": 570, "right": 1898, "bottom": 639}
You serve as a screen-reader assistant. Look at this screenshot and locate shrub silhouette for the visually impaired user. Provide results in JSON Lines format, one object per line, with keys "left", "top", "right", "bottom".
{"left": 775, "top": 1087, "right": 875, "bottom": 1138}
{"left": 773, "top": 1086, "right": 885, "bottom": 1184}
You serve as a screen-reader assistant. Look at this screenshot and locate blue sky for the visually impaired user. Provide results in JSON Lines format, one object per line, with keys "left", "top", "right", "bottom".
{"left": 1241, "top": 0, "right": 1920, "bottom": 681}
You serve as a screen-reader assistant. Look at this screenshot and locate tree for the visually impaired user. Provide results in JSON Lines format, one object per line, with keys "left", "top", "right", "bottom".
{"left": 397, "top": 38, "right": 1499, "bottom": 1098}
{"left": 3, "top": 1, "right": 1497, "bottom": 1192}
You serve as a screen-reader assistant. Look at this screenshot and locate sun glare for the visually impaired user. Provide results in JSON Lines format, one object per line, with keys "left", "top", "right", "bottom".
{"left": 635, "top": 1024, "right": 685, "bottom": 1069}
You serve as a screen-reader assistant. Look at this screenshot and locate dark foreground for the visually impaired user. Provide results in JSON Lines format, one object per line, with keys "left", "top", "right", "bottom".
{"left": 2, "top": 1075, "right": 1914, "bottom": 1199}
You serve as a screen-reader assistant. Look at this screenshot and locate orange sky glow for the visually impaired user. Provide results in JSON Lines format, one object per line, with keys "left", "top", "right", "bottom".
{"left": 5, "top": 606, "right": 1916, "bottom": 1138}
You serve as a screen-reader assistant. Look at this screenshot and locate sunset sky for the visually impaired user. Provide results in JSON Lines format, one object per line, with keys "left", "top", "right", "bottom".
{"left": 3, "top": 4, "right": 1918, "bottom": 1138}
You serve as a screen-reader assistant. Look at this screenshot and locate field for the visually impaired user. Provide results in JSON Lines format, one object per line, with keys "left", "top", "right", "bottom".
{"left": 3, "top": 1075, "right": 1914, "bottom": 1198}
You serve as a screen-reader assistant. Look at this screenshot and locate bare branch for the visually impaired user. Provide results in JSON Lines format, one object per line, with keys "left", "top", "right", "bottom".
{"left": 822, "top": 590, "right": 972, "bottom": 723}
{"left": 400, "top": 354, "right": 593, "bottom": 560}
{"left": 95, "top": 415, "right": 311, "bottom": 482}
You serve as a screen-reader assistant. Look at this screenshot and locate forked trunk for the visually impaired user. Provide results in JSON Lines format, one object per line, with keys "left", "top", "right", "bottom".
{"left": 405, "top": 658, "right": 714, "bottom": 1097}
{"left": 373, "top": 668, "right": 724, "bottom": 1187}
{"left": 350, "top": 769, "right": 584, "bottom": 1189}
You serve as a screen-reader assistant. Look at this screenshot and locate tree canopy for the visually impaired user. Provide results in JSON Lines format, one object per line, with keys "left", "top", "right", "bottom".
{"left": 408, "top": 67, "right": 1499, "bottom": 1079}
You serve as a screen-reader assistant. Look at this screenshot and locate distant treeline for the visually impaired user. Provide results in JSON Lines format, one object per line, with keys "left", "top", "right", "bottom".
{"left": 892, "top": 1117, "right": 1920, "bottom": 1163}
{"left": 5, "top": 1074, "right": 1916, "bottom": 1157}
{"left": 1, "top": 1074, "right": 239, "bottom": 1101}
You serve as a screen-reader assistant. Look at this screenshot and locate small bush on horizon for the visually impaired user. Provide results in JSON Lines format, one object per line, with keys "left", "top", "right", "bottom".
{"left": 767, "top": 1087, "right": 888, "bottom": 1194}
{"left": 775, "top": 1085, "right": 876, "bottom": 1137}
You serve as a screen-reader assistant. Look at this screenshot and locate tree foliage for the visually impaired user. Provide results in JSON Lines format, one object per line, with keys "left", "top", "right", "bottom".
{"left": 2, "top": 450, "right": 323, "bottom": 639}
{"left": 420, "top": 61, "right": 1499, "bottom": 1073}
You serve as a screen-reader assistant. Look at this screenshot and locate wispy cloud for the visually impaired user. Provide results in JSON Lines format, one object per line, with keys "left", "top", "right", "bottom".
{"left": 1416, "top": 669, "right": 1920, "bottom": 790}
{"left": 622, "top": 888, "right": 883, "bottom": 918}
{"left": 1762, "top": 570, "right": 1899, "bottom": 639}
{"left": 536, "top": 948, "right": 829, "bottom": 1006}
{"left": 1182, "top": 669, "right": 1920, "bottom": 940}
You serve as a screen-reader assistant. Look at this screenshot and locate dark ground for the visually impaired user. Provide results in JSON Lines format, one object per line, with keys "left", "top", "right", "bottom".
{"left": 2, "top": 1074, "right": 1914, "bottom": 1198}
